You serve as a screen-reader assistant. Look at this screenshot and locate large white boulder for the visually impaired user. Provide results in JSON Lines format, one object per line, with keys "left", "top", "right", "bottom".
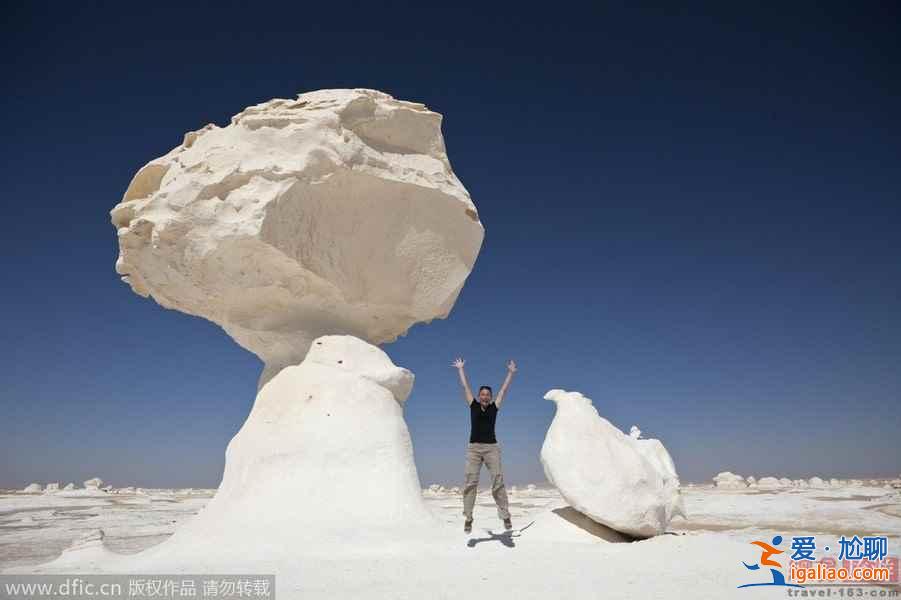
{"left": 110, "top": 88, "right": 484, "bottom": 387}
{"left": 540, "top": 389, "right": 683, "bottom": 538}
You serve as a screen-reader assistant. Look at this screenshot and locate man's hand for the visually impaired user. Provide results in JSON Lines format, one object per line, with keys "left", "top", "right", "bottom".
{"left": 495, "top": 359, "right": 517, "bottom": 408}
{"left": 453, "top": 357, "right": 473, "bottom": 406}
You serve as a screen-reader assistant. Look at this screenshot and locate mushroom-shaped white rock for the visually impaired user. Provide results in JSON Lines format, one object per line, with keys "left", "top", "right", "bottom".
{"left": 540, "top": 389, "right": 683, "bottom": 538}
{"left": 110, "top": 88, "right": 484, "bottom": 387}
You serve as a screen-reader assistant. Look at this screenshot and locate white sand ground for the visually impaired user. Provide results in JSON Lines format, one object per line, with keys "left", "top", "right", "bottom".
{"left": 2, "top": 483, "right": 899, "bottom": 599}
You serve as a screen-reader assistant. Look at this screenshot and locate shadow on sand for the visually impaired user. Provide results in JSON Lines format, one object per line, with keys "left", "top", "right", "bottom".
{"left": 467, "top": 521, "right": 535, "bottom": 548}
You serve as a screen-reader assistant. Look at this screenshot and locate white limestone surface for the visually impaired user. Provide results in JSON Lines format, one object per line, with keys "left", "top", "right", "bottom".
{"left": 110, "top": 88, "right": 484, "bottom": 387}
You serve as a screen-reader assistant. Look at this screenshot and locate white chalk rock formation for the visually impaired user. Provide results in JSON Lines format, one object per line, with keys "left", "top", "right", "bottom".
{"left": 22, "top": 483, "right": 42, "bottom": 493}
{"left": 808, "top": 476, "right": 826, "bottom": 488}
{"left": 757, "top": 476, "right": 781, "bottom": 489}
{"left": 83, "top": 478, "right": 103, "bottom": 490}
{"left": 51, "top": 530, "right": 120, "bottom": 570}
{"left": 62, "top": 483, "right": 75, "bottom": 491}
{"left": 33, "top": 90, "right": 479, "bottom": 573}
{"left": 126, "top": 336, "right": 440, "bottom": 562}
{"left": 111, "top": 88, "right": 484, "bottom": 387}
{"left": 43, "top": 482, "right": 60, "bottom": 494}
{"left": 629, "top": 425, "right": 681, "bottom": 488}
{"left": 540, "top": 389, "right": 683, "bottom": 538}
{"left": 713, "top": 472, "right": 748, "bottom": 489}
{"left": 423, "top": 484, "right": 446, "bottom": 497}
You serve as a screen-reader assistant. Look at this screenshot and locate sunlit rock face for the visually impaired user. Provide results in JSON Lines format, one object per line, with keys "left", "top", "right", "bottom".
{"left": 541, "top": 389, "right": 684, "bottom": 538}
{"left": 111, "top": 89, "right": 483, "bottom": 385}
{"left": 157, "top": 335, "right": 439, "bottom": 557}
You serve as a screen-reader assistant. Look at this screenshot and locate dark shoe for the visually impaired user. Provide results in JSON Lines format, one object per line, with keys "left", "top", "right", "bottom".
{"left": 464, "top": 519, "right": 473, "bottom": 533}
{"left": 503, "top": 518, "right": 512, "bottom": 530}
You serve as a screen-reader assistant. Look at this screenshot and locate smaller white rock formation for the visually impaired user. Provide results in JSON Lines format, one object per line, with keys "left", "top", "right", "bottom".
{"left": 22, "top": 483, "right": 42, "bottom": 493}
{"left": 541, "top": 389, "right": 683, "bottom": 538}
{"left": 62, "top": 483, "right": 75, "bottom": 491}
{"left": 84, "top": 477, "right": 103, "bottom": 490}
{"left": 50, "top": 530, "right": 119, "bottom": 570}
{"left": 423, "top": 484, "right": 446, "bottom": 497}
{"left": 713, "top": 472, "right": 747, "bottom": 489}
{"left": 43, "top": 482, "right": 60, "bottom": 494}
{"left": 746, "top": 476, "right": 757, "bottom": 486}
{"left": 808, "top": 476, "right": 826, "bottom": 488}
{"left": 757, "top": 476, "right": 781, "bottom": 489}
{"left": 778, "top": 477, "right": 793, "bottom": 487}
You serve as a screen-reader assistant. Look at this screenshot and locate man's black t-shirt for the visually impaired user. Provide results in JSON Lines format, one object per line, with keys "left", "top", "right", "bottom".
{"left": 469, "top": 399, "right": 498, "bottom": 444}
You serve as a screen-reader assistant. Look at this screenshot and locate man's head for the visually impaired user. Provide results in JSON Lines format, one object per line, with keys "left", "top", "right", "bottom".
{"left": 477, "top": 385, "right": 493, "bottom": 406}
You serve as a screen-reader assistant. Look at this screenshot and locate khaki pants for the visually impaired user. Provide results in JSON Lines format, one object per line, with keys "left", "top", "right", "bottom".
{"left": 462, "top": 442, "right": 510, "bottom": 520}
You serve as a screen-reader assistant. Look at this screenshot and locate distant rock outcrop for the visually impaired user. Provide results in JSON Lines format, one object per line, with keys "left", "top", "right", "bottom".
{"left": 713, "top": 472, "right": 747, "bottom": 489}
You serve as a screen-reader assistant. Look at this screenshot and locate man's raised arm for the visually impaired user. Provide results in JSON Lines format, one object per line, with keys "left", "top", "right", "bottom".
{"left": 493, "top": 360, "right": 517, "bottom": 409}
{"left": 452, "top": 357, "right": 475, "bottom": 406}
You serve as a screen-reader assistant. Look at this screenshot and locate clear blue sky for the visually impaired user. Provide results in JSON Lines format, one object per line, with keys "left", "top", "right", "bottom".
{"left": 2, "top": 2, "right": 899, "bottom": 488}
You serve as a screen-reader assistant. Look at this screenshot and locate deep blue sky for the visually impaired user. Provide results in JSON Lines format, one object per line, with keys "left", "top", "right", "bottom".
{"left": 2, "top": 2, "right": 899, "bottom": 488}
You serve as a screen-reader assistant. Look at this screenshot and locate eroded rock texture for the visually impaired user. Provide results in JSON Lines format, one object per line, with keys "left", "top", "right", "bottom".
{"left": 111, "top": 89, "right": 483, "bottom": 385}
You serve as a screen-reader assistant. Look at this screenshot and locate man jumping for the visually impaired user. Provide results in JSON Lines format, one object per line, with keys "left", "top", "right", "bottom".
{"left": 452, "top": 357, "right": 517, "bottom": 533}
